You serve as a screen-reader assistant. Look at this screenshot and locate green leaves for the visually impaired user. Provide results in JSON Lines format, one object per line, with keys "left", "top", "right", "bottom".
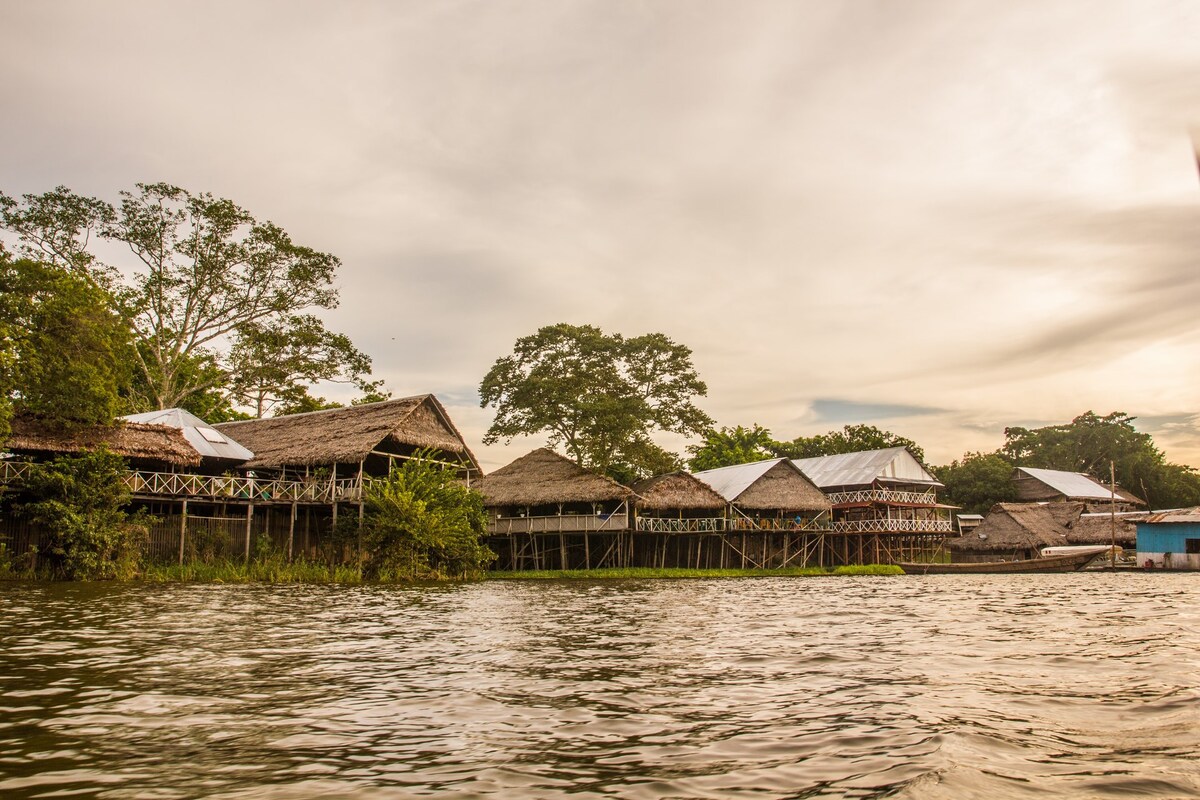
{"left": 688, "top": 424, "right": 778, "bottom": 471}
{"left": 776, "top": 424, "right": 925, "bottom": 463}
{"left": 480, "top": 323, "right": 712, "bottom": 479}
{"left": 359, "top": 452, "right": 493, "bottom": 580}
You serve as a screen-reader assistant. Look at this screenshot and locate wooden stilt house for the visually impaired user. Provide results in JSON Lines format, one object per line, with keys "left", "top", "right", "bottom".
{"left": 478, "top": 448, "right": 632, "bottom": 571}
{"left": 630, "top": 471, "right": 730, "bottom": 569}
{"left": 945, "top": 502, "right": 1071, "bottom": 563}
{"left": 692, "top": 458, "right": 833, "bottom": 569}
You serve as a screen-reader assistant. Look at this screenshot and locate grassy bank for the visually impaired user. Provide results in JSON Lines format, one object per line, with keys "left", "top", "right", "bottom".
{"left": 487, "top": 565, "right": 903, "bottom": 580}
{"left": 141, "top": 559, "right": 367, "bottom": 584}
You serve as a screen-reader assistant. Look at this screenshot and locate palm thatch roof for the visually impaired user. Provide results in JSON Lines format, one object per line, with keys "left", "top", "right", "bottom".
{"left": 214, "top": 395, "right": 479, "bottom": 471}
{"left": 632, "top": 472, "right": 728, "bottom": 511}
{"left": 1068, "top": 512, "right": 1142, "bottom": 547}
{"left": 695, "top": 458, "right": 831, "bottom": 512}
{"left": 476, "top": 448, "right": 631, "bottom": 507}
{"left": 947, "top": 502, "right": 1070, "bottom": 552}
{"left": 4, "top": 416, "right": 201, "bottom": 467}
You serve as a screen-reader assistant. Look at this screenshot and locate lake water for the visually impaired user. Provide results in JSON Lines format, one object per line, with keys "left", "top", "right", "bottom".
{"left": 0, "top": 575, "right": 1197, "bottom": 799}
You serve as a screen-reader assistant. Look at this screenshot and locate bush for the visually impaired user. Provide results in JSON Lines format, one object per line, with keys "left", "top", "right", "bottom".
{"left": 14, "top": 448, "right": 146, "bottom": 580}
{"left": 359, "top": 452, "right": 494, "bottom": 580}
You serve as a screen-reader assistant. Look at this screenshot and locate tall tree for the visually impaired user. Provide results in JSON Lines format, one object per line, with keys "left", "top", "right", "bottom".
{"left": 775, "top": 424, "right": 926, "bottom": 463}
{"left": 933, "top": 452, "right": 1018, "bottom": 514}
{"left": 688, "top": 424, "right": 778, "bottom": 471}
{"left": 1001, "top": 411, "right": 1200, "bottom": 509}
{"left": 0, "top": 183, "right": 371, "bottom": 413}
{"left": 1, "top": 254, "right": 133, "bottom": 429}
{"left": 480, "top": 323, "right": 712, "bottom": 476}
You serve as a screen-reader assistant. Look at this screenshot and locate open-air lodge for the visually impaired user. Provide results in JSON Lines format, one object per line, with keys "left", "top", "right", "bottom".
{"left": 1, "top": 395, "right": 480, "bottom": 565}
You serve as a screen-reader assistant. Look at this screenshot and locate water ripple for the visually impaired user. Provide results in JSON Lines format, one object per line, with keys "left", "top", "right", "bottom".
{"left": 0, "top": 575, "right": 1198, "bottom": 798}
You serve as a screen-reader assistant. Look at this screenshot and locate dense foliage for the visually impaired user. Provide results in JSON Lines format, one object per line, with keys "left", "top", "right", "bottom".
{"left": 688, "top": 425, "right": 778, "bottom": 472}
{"left": 932, "top": 452, "right": 1018, "bottom": 514}
{"left": 688, "top": 422, "right": 925, "bottom": 471}
{"left": 358, "top": 453, "right": 494, "bottom": 580}
{"left": 0, "top": 183, "right": 377, "bottom": 418}
{"left": 774, "top": 424, "right": 925, "bottom": 463}
{"left": 13, "top": 449, "right": 146, "bottom": 580}
{"left": 480, "top": 323, "right": 710, "bottom": 479}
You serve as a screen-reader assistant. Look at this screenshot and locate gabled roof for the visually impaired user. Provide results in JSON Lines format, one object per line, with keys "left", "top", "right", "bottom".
{"left": 792, "top": 447, "right": 941, "bottom": 489}
{"left": 477, "top": 448, "right": 630, "bottom": 507}
{"left": 1014, "top": 467, "right": 1142, "bottom": 504}
{"left": 633, "top": 472, "right": 728, "bottom": 511}
{"left": 214, "top": 394, "right": 479, "bottom": 471}
{"left": 122, "top": 408, "right": 254, "bottom": 463}
{"left": 1142, "top": 507, "right": 1200, "bottom": 524}
{"left": 5, "top": 416, "right": 201, "bottom": 467}
{"left": 693, "top": 458, "right": 830, "bottom": 511}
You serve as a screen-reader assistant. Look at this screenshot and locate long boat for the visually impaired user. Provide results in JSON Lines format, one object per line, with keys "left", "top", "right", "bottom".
{"left": 898, "top": 547, "right": 1110, "bottom": 575}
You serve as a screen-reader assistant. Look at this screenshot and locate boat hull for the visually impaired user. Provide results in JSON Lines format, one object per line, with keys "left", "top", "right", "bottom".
{"left": 898, "top": 549, "right": 1108, "bottom": 575}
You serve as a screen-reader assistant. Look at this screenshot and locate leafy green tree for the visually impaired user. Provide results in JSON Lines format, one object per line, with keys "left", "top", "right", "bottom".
{"left": 1001, "top": 411, "right": 1200, "bottom": 509}
{"left": 14, "top": 449, "right": 146, "bottom": 580}
{"left": 0, "top": 183, "right": 371, "bottom": 414}
{"left": 1, "top": 255, "right": 133, "bottom": 429}
{"left": 688, "top": 424, "right": 778, "bottom": 471}
{"left": 933, "top": 452, "right": 1018, "bottom": 514}
{"left": 480, "top": 324, "right": 712, "bottom": 476}
{"left": 775, "top": 424, "right": 926, "bottom": 464}
{"left": 227, "top": 315, "right": 372, "bottom": 417}
{"left": 358, "top": 452, "right": 493, "bottom": 580}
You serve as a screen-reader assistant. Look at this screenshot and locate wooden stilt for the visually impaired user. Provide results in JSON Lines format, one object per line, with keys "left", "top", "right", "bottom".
{"left": 179, "top": 499, "right": 188, "bottom": 566}
{"left": 244, "top": 502, "right": 254, "bottom": 562}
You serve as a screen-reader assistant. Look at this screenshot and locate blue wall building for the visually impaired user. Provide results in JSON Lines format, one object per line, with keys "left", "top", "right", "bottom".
{"left": 1136, "top": 509, "right": 1200, "bottom": 570}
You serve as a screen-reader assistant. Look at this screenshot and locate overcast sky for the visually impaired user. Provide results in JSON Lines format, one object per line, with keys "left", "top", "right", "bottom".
{"left": 4, "top": 0, "right": 1200, "bottom": 471}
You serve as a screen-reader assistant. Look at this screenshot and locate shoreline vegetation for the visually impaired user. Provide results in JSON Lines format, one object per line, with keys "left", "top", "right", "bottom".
{"left": 0, "top": 558, "right": 903, "bottom": 584}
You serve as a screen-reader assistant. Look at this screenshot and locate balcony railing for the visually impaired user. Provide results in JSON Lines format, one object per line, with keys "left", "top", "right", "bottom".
{"left": 729, "top": 517, "right": 832, "bottom": 532}
{"left": 489, "top": 514, "right": 628, "bottom": 535}
{"left": 827, "top": 489, "right": 938, "bottom": 506}
{"left": 2, "top": 462, "right": 363, "bottom": 503}
{"left": 830, "top": 518, "right": 954, "bottom": 533}
{"left": 636, "top": 517, "right": 728, "bottom": 533}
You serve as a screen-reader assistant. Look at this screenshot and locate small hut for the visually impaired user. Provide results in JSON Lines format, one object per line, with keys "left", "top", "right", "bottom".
{"left": 1136, "top": 508, "right": 1200, "bottom": 569}
{"left": 214, "top": 394, "right": 480, "bottom": 483}
{"left": 478, "top": 448, "right": 631, "bottom": 533}
{"left": 946, "top": 502, "right": 1071, "bottom": 563}
{"left": 632, "top": 472, "right": 729, "bottom": 533}
{"left": 694, "top": 458, "right": 830, "bottom": 529}
{"left": 4, "top": 415, "right": 201, "bottom": 471}
{"left": 478, "top": 448, "right": 632, "bottom": 571}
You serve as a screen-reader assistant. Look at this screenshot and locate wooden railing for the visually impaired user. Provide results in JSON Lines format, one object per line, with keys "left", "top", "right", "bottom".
{"left": 2, "top": 462, "right": 362, "bottom": 503}
{"left": 830, "top": 518, "right": 954, "bottom": 533}
{"left": 827, "top": 489, "right": 938, "bottom": 506}
{"left": 636, "top": 517, "right": 728, "bottom": 533}
{"left": 489, "top": 514, "right": 628, "bottom": 535}
{"left": 730, "top": 517, "right": 832, "bottom": 532}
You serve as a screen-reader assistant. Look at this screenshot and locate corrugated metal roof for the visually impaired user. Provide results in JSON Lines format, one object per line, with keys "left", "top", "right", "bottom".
{"left": 792, "top": 447, "right": 940, "bottom": 489}
{"left": 1142, "top": 507, "right": 1200, "bottom": 524}
{"left": 122, "top": 409, "right": 254, "bottom": 463}
{"left": 692, "top": 458, "right": 786, "bottom": 502}
{"left": 1016, "top": 467, "right": 1119, "bottom": 501}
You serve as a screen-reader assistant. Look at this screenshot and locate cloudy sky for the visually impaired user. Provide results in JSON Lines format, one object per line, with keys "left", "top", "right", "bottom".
{"left": 4, "top": 1, "right": 1200, "bottom": 471}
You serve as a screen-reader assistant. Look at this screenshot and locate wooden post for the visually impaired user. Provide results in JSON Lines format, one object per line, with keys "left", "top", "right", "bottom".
{"left": 244, "top": 502, "right": 253, "bottom": 562}
{"left": 179, "top": 499, "right": 188, "bottom": 566}
{"left": 1109, "top": 460, "right": 1117, "bottom": 568}
{"left": 288, "top": 502, "right": 297, "bottom": 562}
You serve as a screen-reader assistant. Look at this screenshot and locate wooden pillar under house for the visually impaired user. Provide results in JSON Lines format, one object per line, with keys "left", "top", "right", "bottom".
{"left": 288, "top": 501, "right": 297, "bottom": 562}
{"left": 179, "top": 499, "right": 188, "bottom": 566}
{"left": 244, "top": 502, "right": 254, "bottom": 562}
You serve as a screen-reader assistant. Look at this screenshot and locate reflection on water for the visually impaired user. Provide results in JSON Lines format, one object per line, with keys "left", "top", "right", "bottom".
{"left": 0, "top": 575, "right": 1198, "bottom": 799}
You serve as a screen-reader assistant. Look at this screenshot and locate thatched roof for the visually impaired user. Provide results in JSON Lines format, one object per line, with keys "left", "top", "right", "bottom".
{"left": 695, "top": 458, "right": 831, "bottom": 512}
{"left": 4, "top": 416, "right": 201, "bottom": 467}
{"left": 214, "top": 395, "right": 479, "bottom": 471}
{"left": 947, "top": 502, "right": 1070, "bottom": 552}
{"left": 1068, "top": 512, "right": 1142, "bottom": 547}
{"left": 633, "top": 472, "right": 728, "bottom": 511}
{"left": 122, "top": 408, "right": 254, "bottom": 463}
{"left": 476, "top": 448, "right": 631, "bottom": 507}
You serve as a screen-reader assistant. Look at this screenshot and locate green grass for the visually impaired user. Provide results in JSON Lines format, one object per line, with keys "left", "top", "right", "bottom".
{"left": 487, "top": 564, "right": 903, "bottom": 580}
{"left": 140, "top": 558, "right": 366, "bottom": 584}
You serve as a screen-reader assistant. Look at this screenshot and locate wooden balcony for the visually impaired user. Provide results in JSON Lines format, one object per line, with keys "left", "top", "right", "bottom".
{"left": 489, "top": 514, "right": 628, "bottom": 535}
{"left": 635, "top": 517, "right": 728, "bottom": 533}
{"left": 827, "top": 488, "right": 939, "bottom": 506}
{"left": 830, "top": 518, "right": 954, "bottom": 533}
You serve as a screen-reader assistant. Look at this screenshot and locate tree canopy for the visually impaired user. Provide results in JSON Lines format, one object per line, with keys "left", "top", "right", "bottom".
{"left": 933, "top": 452, "right": 1018, "bottom": 514}
{"left": 688, "top": 424, "right": 778, "bottom": 472}
{"left": 775, "top": 424, "right": 926, "bottom": 463}
{"left": 480, "top": 323, "right": 711, "bottom": 479}
{"left": 0, "top": 183, "right": 376, "bottom": 418}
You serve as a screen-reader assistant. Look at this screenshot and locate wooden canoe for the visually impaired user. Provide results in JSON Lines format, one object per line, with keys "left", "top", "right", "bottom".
{"left": 898, "top": 548, "right": 1109, "bottom": 575}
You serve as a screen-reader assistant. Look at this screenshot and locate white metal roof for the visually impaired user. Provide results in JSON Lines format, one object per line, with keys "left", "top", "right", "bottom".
{"left": 1016, "top": 467, "right": 1120, "bottom": 501}
{"left": 792, "top": 447, "right": 940, "bottom": 489}
{"left": 122, "top": 409, "right": 254, "bottom": 463}
{"left": 692, "top": 458, "right": 787, "bottom": 502}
